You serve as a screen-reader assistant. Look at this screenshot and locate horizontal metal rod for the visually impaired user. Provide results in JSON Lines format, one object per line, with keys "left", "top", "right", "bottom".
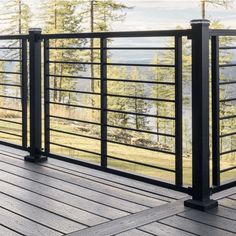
{"left": 107, "top": 155, "right": 175, "bottom": 173}
{"left": 0, "top": 35, "right": 29, "bottom": 40}
{"left": 48, "top": 60, "right": 175, "bottom": 68}
{"left": 220, "top": 97, "right": 236, "bottom": 102}
{"left": 47, "top": 47, "right": 100, "bottom": 50}
{"left": 48, "top": 60, "right": 100, "bottom": 65}
{"left": 107, "top": 108, "right": 175, "bottom": 120}
{"left": 49, "top": 101, "right": 101, "bottom": 110}
{"left": 219, "top": 80, "right": 236, "bottom": 85}
{"left": 48, "top": 87, "right": 100, "bottom": 95}
{"left": 107, "top": 139, "right": 175, "bottom": 155}
{"left": 219, "top": 46, "right": 236, "bottom": 50}
{"left": 0, "top": 118, "right": 22, "bottom": 125}
{"left": 0, "top": 106, "right": 22, "bottom": 112}
{"left": 220, "top": 165, "right": 236, "bottom": 173}
{"left": 50, "top": 128, "right": 100, "bottom": 141}
{"left": 220, "top": 114, "right": 236, "bottom": 120}
{"left": 50, "top": 141, "right": 100, "bottom": 156}
{"left": 0, "top": 83, "right": 21, "bottom": 87}
{"left": 220, "top": 148, "right": 236, "bottom": 156}
{"left": 0, "top": 129, "right": 22, "bottom": 137}
{"left": 0, "top": 59, "right": 21, "bottom": 62}
{"left": 0, "top": 95, "right": 21, "bottom": 100}
{"left": 47, "top": 74, "right": 100, "bottom": 81}
{"left": 211, "top": 29, "right": 236, "bottom": 36}
{"left": 106, "top": 47, "right": 175, "bottom": 50}
{"left": 0, "top": 47, "right": 22, "bottom": 50}
{"left": 107, "top": 93, "right": 175, "bottom": 102}
{"left": 106, "top": 62, "right": 175, "bottom": 68}
{"left": 219, "top": 63, "right": 236, "bottom": 67}
{"left": 41, "top": 29, "right": 191, "bottom": 39}
{"left": 220, "top": 131, "right": 236, "bottom": 138}
{"left": 106, "top": 78, "right": 175, "bottom": 85}
{"left": 49, "top": 115, "right": 100, "bottom": 126}
{"left": 107, "top": 124, "right": 175, "bottom": 137}
{"left": 0, "top": 71, "right": 22, "bottom": 75}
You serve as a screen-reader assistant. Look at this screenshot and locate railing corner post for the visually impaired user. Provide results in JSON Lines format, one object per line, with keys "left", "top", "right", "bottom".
{"left": 184, "top": 19, "right": 218, "bottom": 211}
{"left": 24, "top": 28, "right": 47, "bottom": 163}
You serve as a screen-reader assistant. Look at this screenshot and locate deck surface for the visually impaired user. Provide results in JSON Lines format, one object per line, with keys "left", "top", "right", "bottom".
{"left": 0, "top": 145, "right": 234, "bottom": 236}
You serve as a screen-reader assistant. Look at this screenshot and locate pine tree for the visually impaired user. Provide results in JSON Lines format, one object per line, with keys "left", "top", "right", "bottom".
{"left": 200, "top": 0, "right": 233, "bottom": 18}
{"left": 79, "top": 0, "right": 129, "bottom": 111}
{"left": 40, "top": 0, "right": 84, "bottom": 102}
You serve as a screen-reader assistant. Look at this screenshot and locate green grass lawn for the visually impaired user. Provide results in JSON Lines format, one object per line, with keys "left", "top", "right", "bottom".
{"left": 0, "top": 118, "right": 235, "bottom": 186}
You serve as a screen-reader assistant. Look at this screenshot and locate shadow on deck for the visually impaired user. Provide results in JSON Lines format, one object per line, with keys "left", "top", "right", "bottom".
{"left": 0, "top": 145, "right": 235, "bottom": 236}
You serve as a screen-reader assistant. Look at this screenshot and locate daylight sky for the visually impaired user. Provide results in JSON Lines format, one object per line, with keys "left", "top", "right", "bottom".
{"left": 4, "top": 0, "right": 236, "bottom": 31}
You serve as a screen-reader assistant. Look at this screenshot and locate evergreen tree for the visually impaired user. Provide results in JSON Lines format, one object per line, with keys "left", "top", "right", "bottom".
{"left": 40, "top": 0, "right": 84, "bottom": 103}
{"left": 79, "top": 0, "right": 129, "bottom": 110}
{"left": 200, "top": 0, "right": 233, "bottom": 18}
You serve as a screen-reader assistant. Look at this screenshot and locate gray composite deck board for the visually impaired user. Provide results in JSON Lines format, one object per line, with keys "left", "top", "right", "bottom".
{"left": 178, "top": 210, "right": 236, "bottom": 233}
{"left": 0, "top": 146, "right": 186, "bottom": 200}
{"left": 208, "top": 206, "right": 236, "bottom": 221}
{"left": 39, "top": 161, "right": 173, "bottom": 203}
{"left": 0, "top": 153, "right": 165, "bottom": 208}
{"left": 160, "top": 215, "right": 235, "bottom": 236}
{"left": 0, "top": 207, "right": 61, "bottom": 236}
{"left": 0, "top": 161, "right": 148, "bottom": 213}
{"left": 0, "top": 225, "right": 22, "bottom": 236}
{"left": 139, "top": 222, "right": 195, "bottom": 236}
{"left": 115, "top": 229, "right": 154, "bottom": 236}
{"left": 0, "top": 169, "right": 129, "bottom": 219}
{"left": 0, "top": 180, "right": 107, "bottom": 227}
{"left": 66, "top": 199, "right": 188, "bottom": 236}
{"left": 219, "top": 198, "right": 236, "bottom": 210}
{"left": 0, "top": 145, "right": 234, "bottom": 236}
{"left": 0, "top": 192, "right": 85, "bottom": 234}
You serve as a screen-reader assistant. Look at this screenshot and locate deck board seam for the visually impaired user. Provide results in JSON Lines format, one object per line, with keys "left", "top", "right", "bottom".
{"left": 0, "top": 159, "right": 155, "bottom": 209}
{"left": 0, "top": 167, "right": 133, "bottom": 214}
{"left": 65, "top": 198, "right": 189, "bottom": 236}
{"left": 0, "top": 190, "right": 90, "bottom": 228}
{"left": 176, "top": 214, "right": 236, "bottom": 234}
{"left": 0, "top": 222, "right": 24, "bottom": 236}
{"left": 0, "top": 149, "right": 185, "bottom": 200}
{"left": 0, "top": 177, "right": 113, "bottom": 220}
{"left": 0, "top": 206, "right": 65, "bottom": 234}
{"left": 140, "top": 220, "right": 199, "bottom": 236}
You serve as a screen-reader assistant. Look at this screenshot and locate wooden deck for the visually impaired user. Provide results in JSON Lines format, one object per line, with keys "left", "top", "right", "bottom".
{"left": 0, "top": 145, "right": 235, "bottom": 236}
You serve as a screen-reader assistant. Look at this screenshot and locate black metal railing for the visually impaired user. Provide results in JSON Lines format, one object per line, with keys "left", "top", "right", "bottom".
{"left": 0, "top": 20, "right": 234, "bottom": 211}
{"left": 211, "top": 29, "right": 236, "bottom": 191}
{"left": 0, "top": 35, "right": 28, "bottom": 149}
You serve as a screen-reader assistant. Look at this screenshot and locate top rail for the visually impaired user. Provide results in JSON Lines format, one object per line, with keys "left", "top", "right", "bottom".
{"left": 211, "top": 29, "right": 236, "bottom": 36}
{"left": 0, "top": 35, "right": 29, "bottom": 40}
{"left": 40, "top": 29, "right": 192, "bottom": 39}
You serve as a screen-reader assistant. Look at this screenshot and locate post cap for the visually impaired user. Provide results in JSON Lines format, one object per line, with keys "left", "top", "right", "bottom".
{"left": 190, "top": 19, "right": 210, "bottom": 26}
{"left": 29, "top": 28, "right": 42, "bottom": 33}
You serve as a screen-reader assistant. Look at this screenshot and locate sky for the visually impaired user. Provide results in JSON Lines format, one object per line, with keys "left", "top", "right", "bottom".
{"left": 21, "top": 0, "right": 236, "bottom": 31}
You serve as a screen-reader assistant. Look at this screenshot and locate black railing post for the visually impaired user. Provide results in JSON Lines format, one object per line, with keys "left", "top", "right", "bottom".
{"left": 100, "top": 37, "right": 107, "bottom": 168}
{"left": 184, "top": 20, "right": 218, "bottom": 210}
{"left": 25, "top": 28, "right": 47, "bottom": 162}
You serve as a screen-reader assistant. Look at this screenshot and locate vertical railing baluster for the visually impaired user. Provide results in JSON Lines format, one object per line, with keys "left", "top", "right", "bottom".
{"left": 44, "top": 39, "right": 50, "bottom": 154}
{"left": 175, "top": 36, "right": 183, "bottom": 187}
{"left": 21, "top": 39, "right": 28, "bottom": 148}
{"left": 100, "top": 37, "right": 107, "bottom": 168}
{"left": 212, "top": 36, "right": 220, "bottom": 186}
